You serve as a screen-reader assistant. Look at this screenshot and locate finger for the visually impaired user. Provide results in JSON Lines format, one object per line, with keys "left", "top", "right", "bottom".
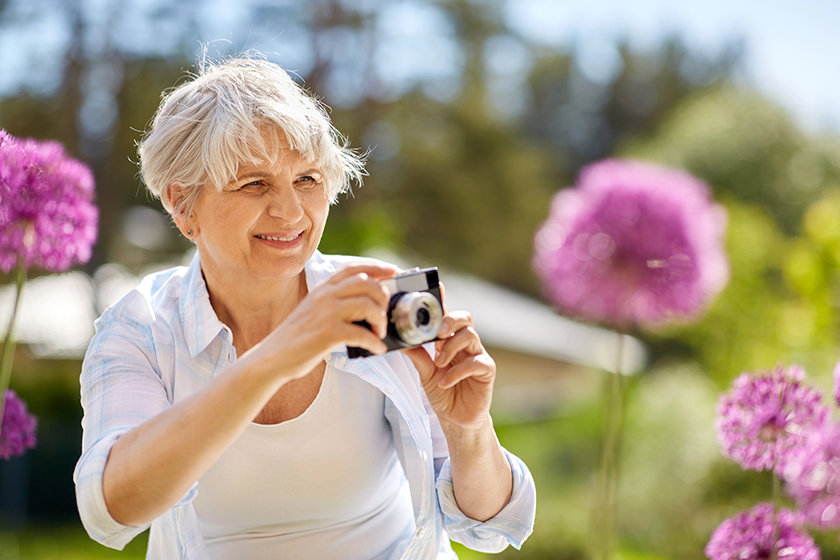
{"left": 437, "top": 310, "right": 474, "bottom": 339}
{"left": 328, "top": 273, "right": 391, "bottom": 311}
{"left": 434, "top": 326, "right": 483, "bottom": 368}
{"left": 439, "top": 280, "right": 448, "bottom": 314}
{"left": 401, "top": 346, "right": 439, "bottom": 385}
{"left": 335, "top": 296, "right": 389, "bottom": 339}
{"left": 326, "top": 264, "right": 399, "bottom": 285}
{"left": 337, "top": 323, "right": 388, "bottom": 355}
{"left": 437, "top": 353, "right": 495, "bottom": 389}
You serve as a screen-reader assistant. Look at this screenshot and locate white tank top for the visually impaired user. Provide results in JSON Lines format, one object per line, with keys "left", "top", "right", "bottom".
{"left": 192, "top": 364, "right": 415, "bottom": 560}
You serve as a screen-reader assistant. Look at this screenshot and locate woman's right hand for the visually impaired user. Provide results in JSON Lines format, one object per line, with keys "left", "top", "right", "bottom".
{"left": 245, "top": 264, "right": 399, "bottom": 385}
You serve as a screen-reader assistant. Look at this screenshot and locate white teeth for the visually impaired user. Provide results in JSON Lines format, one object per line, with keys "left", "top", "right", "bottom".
{"left": 256, "top": 234, "right": 299, "bottom": 241}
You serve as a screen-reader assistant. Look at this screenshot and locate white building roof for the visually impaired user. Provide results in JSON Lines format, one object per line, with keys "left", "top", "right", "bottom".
{"left": 442, "top": 269, "right": 646, "bottom": 374}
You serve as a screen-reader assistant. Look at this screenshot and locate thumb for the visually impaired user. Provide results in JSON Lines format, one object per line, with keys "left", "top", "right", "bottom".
{"left": 401, "top": 346, "right": 437, "bottom": 385}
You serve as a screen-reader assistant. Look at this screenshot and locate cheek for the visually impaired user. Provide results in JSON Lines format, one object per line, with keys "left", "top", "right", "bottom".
{"left": 316, "top": 202, "right": 329, "bottom": 224}
{"left": 209, "top": 196, "right": 260, "bottom": 225}
{"left": 307, "top": 192, "right": 330, "bottom": 226}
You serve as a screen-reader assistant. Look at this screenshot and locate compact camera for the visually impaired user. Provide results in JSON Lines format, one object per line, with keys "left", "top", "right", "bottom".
{"left": 347, "top": 267, "right": 444, "bottom": 359}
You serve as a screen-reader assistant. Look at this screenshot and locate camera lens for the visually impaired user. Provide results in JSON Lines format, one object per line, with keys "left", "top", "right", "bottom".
{"left": 417, "top": 308, "right": 430, "bottom": 326}
{"left": 392, "top": 292, "right": 443, "bottom": 345}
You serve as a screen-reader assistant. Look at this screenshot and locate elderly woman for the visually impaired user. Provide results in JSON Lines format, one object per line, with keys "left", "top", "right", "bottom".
{"left": 74, "top": 54, "right": 536, "bottom": 559}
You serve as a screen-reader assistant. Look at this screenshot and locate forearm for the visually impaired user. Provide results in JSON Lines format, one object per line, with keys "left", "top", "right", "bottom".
{"left": 442, "top": 415, "right": 513, "bottom": 522}
{"left": 102, "top": 353, "right": 281, "bottom": 527}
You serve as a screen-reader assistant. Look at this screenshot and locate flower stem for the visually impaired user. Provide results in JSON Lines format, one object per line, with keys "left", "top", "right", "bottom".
{"left": 772, "top": 472, "right": 781, "bottom": 560}
{"left": 0, "top": 259, "right": 26, "bottom": 433}
{"left": 593, "top": 332, "right": 626, "bottom": 560}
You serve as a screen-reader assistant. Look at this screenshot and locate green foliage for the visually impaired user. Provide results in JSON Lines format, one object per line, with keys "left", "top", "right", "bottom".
{"left": 622, "top": 87, "right": 840, "bottom": 234}
{"left": 493, "top": 405, "right": 601, "bottom": 559}
{"left": 336, "top": 93, "right": 557, "bottom": 294}
{"left": 619, "top": 365, "right": 724, "bottom": 556}
{"left": 0, "top": 526, "right": 147, "bottom": 559}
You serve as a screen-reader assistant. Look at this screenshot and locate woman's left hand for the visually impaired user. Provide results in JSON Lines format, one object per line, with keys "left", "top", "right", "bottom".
{"left": 403, "top": 292, "right": 513, "bottom": 523}
{"left": 401, "top": 309, "right": 496, "bottom": 432}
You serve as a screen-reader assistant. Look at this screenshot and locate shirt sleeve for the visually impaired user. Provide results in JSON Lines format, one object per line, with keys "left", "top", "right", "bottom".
{"left": 434, "top": 449, "right": 537, "bottom": 552}
{"left": 73, "top": 295, "right": 189, "bottom": 550}
{"left": 416, "top": 351, "right": 537, "bottom": 552}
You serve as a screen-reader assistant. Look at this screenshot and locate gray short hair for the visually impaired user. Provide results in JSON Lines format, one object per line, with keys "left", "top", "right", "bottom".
{"left": 138, "top": 53, "right": 366, "bottom": 218}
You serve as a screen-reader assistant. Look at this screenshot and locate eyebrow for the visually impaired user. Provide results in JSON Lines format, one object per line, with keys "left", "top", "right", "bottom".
{"left": 235, "top": 171, "right": 271, "bottom": 181}
{"left": 234, "top": 168, "right": 322, "bottom": 181}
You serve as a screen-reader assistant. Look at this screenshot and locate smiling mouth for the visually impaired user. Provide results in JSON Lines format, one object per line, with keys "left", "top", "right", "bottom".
{"left": 255, "top": 233, "right": 301, "bottom": 242}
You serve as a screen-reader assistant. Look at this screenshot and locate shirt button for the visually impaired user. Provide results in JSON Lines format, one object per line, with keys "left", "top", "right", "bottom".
{"left": 422, "top": 451, "right": 428, "bottom": 462}
{"left": 416, "top": 527, "right": 425, "bottom": 537}
{"left": 385, "top": 385, "right": 394, "bottom": 394}
{"left": 337, "top": 356, "right": 347, "bottom": 368}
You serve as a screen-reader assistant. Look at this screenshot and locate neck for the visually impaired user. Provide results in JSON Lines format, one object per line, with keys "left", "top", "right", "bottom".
{"left": 201, "top": 265, "right": 307, "bottom": 354}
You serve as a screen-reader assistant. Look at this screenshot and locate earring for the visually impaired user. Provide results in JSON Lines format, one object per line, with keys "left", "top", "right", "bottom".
{"left": 187, "top": 229, "right": 194, "bottom": 236}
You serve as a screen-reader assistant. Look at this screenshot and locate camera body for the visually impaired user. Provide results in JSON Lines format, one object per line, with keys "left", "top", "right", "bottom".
{"left": 347, "top": 267, "right": 443, "bottom": 359}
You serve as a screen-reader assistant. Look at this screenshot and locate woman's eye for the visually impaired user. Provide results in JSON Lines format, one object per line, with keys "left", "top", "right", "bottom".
{"left": 296, "top": 176, "right": 319, "bottom": 188}
{"left": 240, "top": 180, "right": 265, "bottom": 190}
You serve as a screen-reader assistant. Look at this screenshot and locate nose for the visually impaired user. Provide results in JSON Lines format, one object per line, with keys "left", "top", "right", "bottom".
{"left": 267, "top": 183, "right": 305, "bottom": 223}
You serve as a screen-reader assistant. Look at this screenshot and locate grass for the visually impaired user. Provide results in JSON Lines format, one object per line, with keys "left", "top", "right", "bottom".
{"left": 0, "top": 524, "right": 148, "bottom": 560}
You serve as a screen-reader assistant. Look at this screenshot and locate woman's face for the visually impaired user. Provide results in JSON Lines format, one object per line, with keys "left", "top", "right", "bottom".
{"left": 188, "top": 132, "right": 330, "bottom": 285}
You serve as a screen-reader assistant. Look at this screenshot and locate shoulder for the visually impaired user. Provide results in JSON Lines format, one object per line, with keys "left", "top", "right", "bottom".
{"left": 85, "top": 265, "right": 190, "bottom": 373}
{"left": 95, "top": 265, "right": 188, "bottom": 331}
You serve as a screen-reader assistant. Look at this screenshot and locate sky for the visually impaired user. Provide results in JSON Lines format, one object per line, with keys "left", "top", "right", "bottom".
{"left": 505, "top": 0, "right": 840, "bottom": 134}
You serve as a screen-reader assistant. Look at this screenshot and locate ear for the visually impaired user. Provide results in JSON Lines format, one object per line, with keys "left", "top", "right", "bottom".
{"left": 166, "top": 183, "right": 196, "bottom": 237}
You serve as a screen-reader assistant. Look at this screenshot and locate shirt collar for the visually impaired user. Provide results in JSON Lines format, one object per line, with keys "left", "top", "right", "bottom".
{"left": 303, "top": 250, "right": 337, "bottom": 290}
{"left": 179, "top": 250, "right": 336, "bottom": 358}
{"left": 179, "top": 251, "right": 227, "bottom": 358}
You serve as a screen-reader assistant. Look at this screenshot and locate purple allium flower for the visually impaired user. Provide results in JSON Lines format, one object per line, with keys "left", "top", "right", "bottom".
{"left": 0, "top": 390, "right": 38, "bottom": 460}
{"left": 784, "top": 421, "right": 840, "bottom": 530}
{"left": 0, "top": 130, "right": 98, "bottom": 273}
{"left": 715, "top": 365, "right": 828, "bottom": 474}
{"left": 532, "top": 159, "right": 728, "bottom": 330}
{"left": 705, "top": 503, "right": 819, "bottom": 560}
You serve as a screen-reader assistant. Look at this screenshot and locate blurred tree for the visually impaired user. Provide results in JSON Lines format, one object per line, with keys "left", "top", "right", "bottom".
{"left": 324, "top": 3, "right": 746, "bottom": 295}
{"left": 303, "top": 0, "right": 551, "bottom": 288}
{"left": 623, "top": 87, "right": 840, "bottom": 234}
{"left": 0, "top": 0, "right": 744, "bottom": 296}
{"left": 0, "top": 0, "right": 199, "bottom": 274}
{"left": 521, "top": 37, "right": 743, "bottom": 175}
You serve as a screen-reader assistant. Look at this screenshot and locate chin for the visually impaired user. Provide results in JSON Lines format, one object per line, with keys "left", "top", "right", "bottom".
{"left": 256, "top": 257, "right": 310, "bottom": 279}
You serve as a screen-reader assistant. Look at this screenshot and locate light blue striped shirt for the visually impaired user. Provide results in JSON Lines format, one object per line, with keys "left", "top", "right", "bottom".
{"left": 74, "top": 250, "right": 536, "bottom": 559}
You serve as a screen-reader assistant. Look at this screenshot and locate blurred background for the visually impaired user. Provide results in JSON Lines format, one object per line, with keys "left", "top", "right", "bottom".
{"left": 2, "top": 0, "right": 840, "bottom": 558}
